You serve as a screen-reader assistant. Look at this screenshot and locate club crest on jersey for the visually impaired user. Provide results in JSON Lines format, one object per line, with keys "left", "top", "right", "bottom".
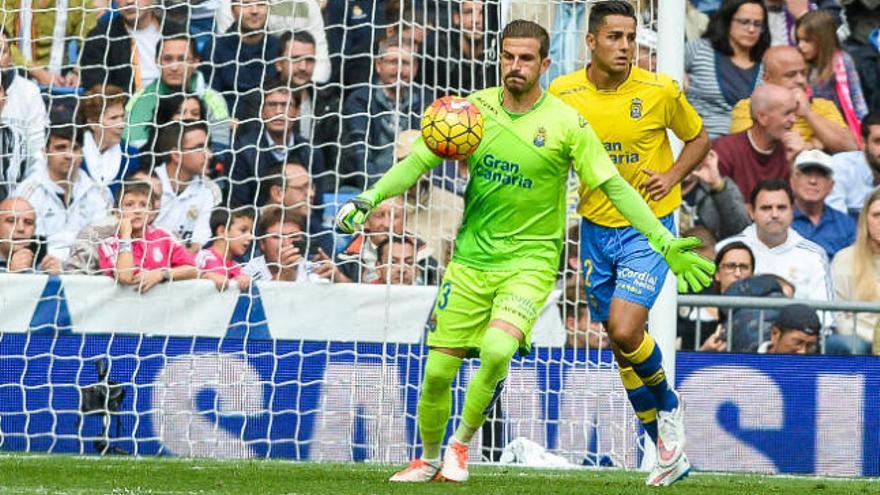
{"left": 630, "top": 98, "right": 643, "bottom": 119}
{"left": 533, "top": 127, "right": 546, "bottom": 147}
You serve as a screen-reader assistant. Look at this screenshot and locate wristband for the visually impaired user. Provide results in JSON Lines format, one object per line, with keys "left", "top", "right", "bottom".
{"left": 118, "top": 239, "right": 133, "bottom": 253}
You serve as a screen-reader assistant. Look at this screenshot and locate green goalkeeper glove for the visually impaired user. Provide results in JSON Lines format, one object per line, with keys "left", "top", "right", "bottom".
{"left": 335, "top": 195, "right": 376, "bottom": 234}
{"left": 649, "top": 236, "right": 716, "bottom": 293}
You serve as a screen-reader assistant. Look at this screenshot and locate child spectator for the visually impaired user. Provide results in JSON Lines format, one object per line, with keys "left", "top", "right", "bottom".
{"left": 196, "top": 207, "right": 254, "bottom": 291}
{"left": 97, "top": 181, "right": 198, "bottom": 293}
{"left": 795, "top": 10, "right": 868, "bottom": 145}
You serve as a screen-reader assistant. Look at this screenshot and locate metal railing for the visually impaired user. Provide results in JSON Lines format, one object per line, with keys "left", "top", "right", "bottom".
{"left": 676, "top": 295, "right": 880, "bottom": 354}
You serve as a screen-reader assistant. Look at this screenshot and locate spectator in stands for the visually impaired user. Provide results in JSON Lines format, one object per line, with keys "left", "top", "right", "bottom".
{"left": 758, "top": 303, "right": 819, "bottom": 354}
{"left": 684, "top": 0, "right": 769, "bottom": 138}
{"left": 2, "top": 0, "right": 98, "bottom": 87}
{"left": 260, "top": 160, "right": 333, "bottom": 255}
{"left": 680, "top": 148, "right": 752, "bottom": 241}
{"left": 731, "top": 46, "right": 857, "bottom": 153}
{"left": 275, "top": 30, "right": 341, "bottom": 186}
{"left": 790, "top": 149, "right": 856, "bottom": 260}
{"left": 245, "top": 206, "right": 345, "bottom": 282}
{"left": 373, "top": 235, "right": 420, "bottom": 285}
{"left": 442, "top": 0, "right": 497, "bottom": 95}
{"left": 78, "top": 85, "right": 140, "bottom": 198}
{"left": 98, "top": 181, "right": 198, "bottom": 292}
{"left": 229, "top": 80, "right": 324, "bottom": 207}
{"left": 0, "top": 75, "right": 40, "bottom": 201}
{"left": 679, "top": 241, "right": 755, "bottom": 352}
{"left": 796, "top": 10, "right": 868, "bottom": 145}
{"left": 196, "top": 207, "right": 254, "bottom": 291}
{"left": 125, "top": 33, "right": 231, "bottom": 151}
{"left": 152, "top": 120, "right": 221, "bottom": 252}
{"left": 201, "top": 0, "right": 279, "bottom": 120}
{"left": 763, "top": 0, "right": 808, "bottom": 47}
{"left": 831, "top": 190, "right": 880, "bottom": 355}
{"left": 341, "top": 38, "right": 421, "bottom": 190}
{"left": 722, "top": 272, "right": 796, "bottom": 352}
{"left": 828, "top": 112, "right": 880, "bottom": 219}
{"left": 560, "top": 285, "right": 607, "bottom": 350}
{"left": 713, "top": 84, "right": 801, "bottom": 202}
{"left": 717, "top": 179, "right": 832, "bottom": 302}
{"left": 323, "top": 0, "right": 382, "bottom": 88}
{"left": 337, "top": 196, "right": 435, "bottom": 284}
{"left": 142, "top": 95, "right": 208, "bottom": 167}
{"left": 80, "top": 0, "right": 166, "bottom": 94}
{"left": 636, "top": 27, "right": 657, "bottom": 72}
{"left": 67, "top": 170, "right": 162, "bottom": 274}
{"left": 13, "top": 123, "right": 112, "bottom": 261}
{"left": 0, "top": 196, "right": 61, "bottom": 272}
{"left": 215, "top": 0, "right": 331, "bottom": 84}
{"left": 0, "top": 31, "right": 49, "bottom": 171}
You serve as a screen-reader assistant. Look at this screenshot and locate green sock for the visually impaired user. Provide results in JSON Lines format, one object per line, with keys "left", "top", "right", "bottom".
{"left": 418, "top": 350, "right": 463, "bottom": 460}
{"left": 454, "top": 327, "right": 519, "bottom": 444}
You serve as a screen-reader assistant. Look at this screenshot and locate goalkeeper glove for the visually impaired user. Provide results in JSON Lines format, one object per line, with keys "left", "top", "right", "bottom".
{"left": 649, "top": 235, "right": 716, "bottom": 293}
{"left": 335, "top": 195, "right": 376, "bottom": 234}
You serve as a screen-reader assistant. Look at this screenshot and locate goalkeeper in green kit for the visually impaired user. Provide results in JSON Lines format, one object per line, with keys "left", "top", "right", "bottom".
{"left": 336, "top": 20, "right": 715, "bottom": 483}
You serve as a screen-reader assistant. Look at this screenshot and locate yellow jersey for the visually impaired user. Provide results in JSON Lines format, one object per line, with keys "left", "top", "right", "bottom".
{"left": 549, "top": 66, "right": 704, "bottom": 227}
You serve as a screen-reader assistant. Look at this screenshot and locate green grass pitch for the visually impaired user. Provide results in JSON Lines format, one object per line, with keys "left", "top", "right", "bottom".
{"left": 0, "top": 454, "right": 876, "bottom": 494}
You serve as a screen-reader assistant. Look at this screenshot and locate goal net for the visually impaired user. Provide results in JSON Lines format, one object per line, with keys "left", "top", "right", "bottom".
{"left": 0, "top": 0, "right": 663, "bottom": 469}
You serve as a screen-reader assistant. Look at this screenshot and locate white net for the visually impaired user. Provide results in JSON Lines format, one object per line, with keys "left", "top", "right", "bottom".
{"left": 0, "top": 0, "right": 660, "bottom": 468}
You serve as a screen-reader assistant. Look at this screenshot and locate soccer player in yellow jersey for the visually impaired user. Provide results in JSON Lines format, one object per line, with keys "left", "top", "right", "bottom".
{"left": 550, "top": 0, "right": 711, "bottom": 487}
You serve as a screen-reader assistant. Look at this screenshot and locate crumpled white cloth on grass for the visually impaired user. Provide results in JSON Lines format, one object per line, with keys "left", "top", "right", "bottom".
{"left": 499, "top": 437, "right": 573, "bottom": 469}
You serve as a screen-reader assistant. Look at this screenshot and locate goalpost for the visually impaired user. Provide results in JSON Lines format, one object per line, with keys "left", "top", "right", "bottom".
{"left": 0, "top": 0, "right": 679, "bottom": 472}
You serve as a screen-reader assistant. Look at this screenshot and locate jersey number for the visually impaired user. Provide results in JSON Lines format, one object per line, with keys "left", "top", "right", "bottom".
{"left": 437, "top": 282, "right": 452, "bottom": 310}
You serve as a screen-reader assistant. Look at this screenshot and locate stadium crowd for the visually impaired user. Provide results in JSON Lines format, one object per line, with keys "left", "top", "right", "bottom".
{"left": 0, "top": 0, "right": 878, "bottom": 355}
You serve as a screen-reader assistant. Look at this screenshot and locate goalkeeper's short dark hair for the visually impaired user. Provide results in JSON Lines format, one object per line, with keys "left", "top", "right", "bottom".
{"left": 210, "top": 206, "right": 256, "bottom": 237}
{"left": 501, "top": 20, "right": 550, "bottom": 59}
{"left": 588, "top": 1, "right": 637, "bottom": 34}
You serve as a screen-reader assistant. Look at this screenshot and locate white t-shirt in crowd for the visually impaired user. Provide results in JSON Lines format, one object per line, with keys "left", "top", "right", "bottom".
{"left": 131, "top": 22, "right": 161, "bottom": 88}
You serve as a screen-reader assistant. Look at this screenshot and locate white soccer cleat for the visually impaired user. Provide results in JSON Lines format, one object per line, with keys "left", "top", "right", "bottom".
{"left": 388, "top": 459, "right": 441, "bottom": 482}
{"left": 656, "top": 390, "right": 686, "bottom": 468}
{"left": 439, "top": 439, "right": 469, "bottom": 482}
{"left": 646, "top": 453, "right": 692, "bottom": 487}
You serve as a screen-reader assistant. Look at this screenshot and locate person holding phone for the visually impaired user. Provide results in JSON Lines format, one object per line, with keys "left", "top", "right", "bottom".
{"left": 244, "top": 206, "right": 347, "bottom": 283}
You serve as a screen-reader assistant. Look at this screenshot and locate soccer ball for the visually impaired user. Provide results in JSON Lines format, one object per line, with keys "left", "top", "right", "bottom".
{"left": 421, "top": 96, "right": 483, "bottom": 161}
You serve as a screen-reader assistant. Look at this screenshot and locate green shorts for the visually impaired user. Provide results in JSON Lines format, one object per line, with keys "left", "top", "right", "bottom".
{"left": 428, "top": 261, "right": 557, "bottom": 357}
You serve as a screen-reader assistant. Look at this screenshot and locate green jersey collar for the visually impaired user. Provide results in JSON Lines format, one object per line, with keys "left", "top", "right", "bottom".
{"left": 498, "top": 87, "right": 548, "bottom": 120}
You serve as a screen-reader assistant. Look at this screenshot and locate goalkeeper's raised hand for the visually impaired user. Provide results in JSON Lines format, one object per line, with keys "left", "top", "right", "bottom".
{"left": 650, "top": 236, "right": 716, "bottom": 293}
{"left": 335, "top": 196, "right": 375, "bottom": 234}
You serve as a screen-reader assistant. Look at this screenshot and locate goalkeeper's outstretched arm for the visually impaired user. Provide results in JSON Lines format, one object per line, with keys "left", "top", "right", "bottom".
{"left": 335, "top": 138, "right": 442, "bottom": 233}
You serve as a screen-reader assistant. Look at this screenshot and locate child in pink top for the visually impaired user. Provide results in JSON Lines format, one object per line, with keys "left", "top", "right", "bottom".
{"left": 99, "top": 182, "right": 198, "bottom": 293}
{"left": 196, "top": 207, "right": 254, "bottom": 291}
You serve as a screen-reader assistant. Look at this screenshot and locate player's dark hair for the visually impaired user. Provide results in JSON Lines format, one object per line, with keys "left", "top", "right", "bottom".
{"left": 715, "top": 241, "right": 755, "bottom": 272}
{"left": 750, "top": 179, "right": 794, "bottom": 206}
{"left": 703, "top": 0, "right": 770, "bottom": 62}
{"left": 861, "top": 112, "right": 880, "bottom": 138}
{"left": 588, "top": 1, "right": 637, "bottom": 34}
{"left": 501, "top": 20, "right": 549, "bottom": 59}
{"left": 210, "top": 206, "right": 256, "bottom": 237}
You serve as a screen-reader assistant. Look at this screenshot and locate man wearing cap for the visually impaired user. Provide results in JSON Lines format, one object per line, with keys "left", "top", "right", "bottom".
{"left": 790, "top": 149, "right": 856, "bottom": 260}
{"left": 758, "top": 303, "right": 819, "bottom": 354}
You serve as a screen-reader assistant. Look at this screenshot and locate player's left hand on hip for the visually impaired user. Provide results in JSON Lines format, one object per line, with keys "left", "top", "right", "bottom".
{"left": 335, "top": 196, "right": 375, "bottom": 234}
{"left": 640, "top": 169, "right": 674, "bottom": 201}
{"left": 659, "top": 236, "right": 716, "bottom": 293}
